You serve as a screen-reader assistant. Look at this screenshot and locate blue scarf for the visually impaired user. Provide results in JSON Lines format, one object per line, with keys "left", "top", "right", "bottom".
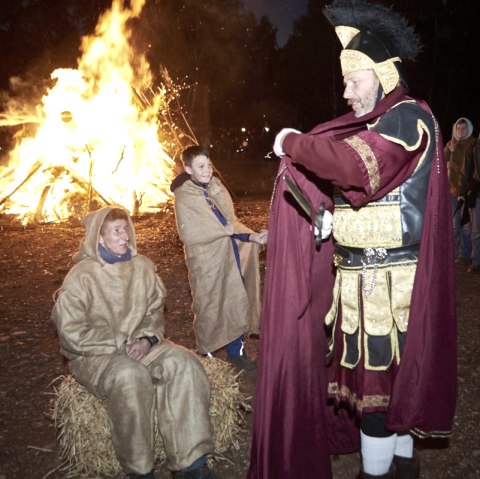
{"left": 98, "top": 244, "right": 132, "bottom": 264}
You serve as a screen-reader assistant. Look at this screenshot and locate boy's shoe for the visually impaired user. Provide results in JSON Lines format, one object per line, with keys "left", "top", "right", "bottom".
{"left": 172, "top": 464, "right": 220, "bottom": 479}
{"left": 226, "top": 354, "right": 256, "bottom": 371}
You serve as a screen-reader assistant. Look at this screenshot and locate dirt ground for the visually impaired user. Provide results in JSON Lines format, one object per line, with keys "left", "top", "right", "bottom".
{"left": 0, "top": 171, "right": 479, "bottom": 478}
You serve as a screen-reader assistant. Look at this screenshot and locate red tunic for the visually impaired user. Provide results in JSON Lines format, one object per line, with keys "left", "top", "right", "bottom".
{"left": 282, "top": 86, "right": 457, "bottom": 436}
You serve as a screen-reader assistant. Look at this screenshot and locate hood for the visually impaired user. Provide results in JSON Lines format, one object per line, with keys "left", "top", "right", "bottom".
{"left": 170, "top": 171, "right": 191, "bottom": 192}
{"left": 73, "top": 206, "right": 137, "bottom": 264}
{"left": 452, "top": 117, "right": 474, "bottom": 141}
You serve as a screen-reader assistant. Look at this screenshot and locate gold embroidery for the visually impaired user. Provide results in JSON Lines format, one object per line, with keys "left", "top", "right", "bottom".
{"left": 339, "top": 271, "right": 361, "bottom": 335}
{"left": 362, "top": 267, "right": 393, "bottom": 336}
{"left": 339, "top": 50, "right": 401, "bottom": 94}
{"left": 325, "top": 272, "right": 342, "bottom": 327}
{"left": 328, "top": 383, "right": 390, "bottom": 411}
{"left": 326, "top": 261, "right": 417, "bottom": 370}
{"left": 328, "top": 384, "right": 454, "bottom": 437}
{"left": 410, "top": 428, "right": 453, "bottom": 439}
{"left": 335, "top": 26, "right": 360, "bottom": 48}
{"left": 333, "top": 200, "right": 403, "bottom": 249}
{"left": 389, "top": 264, "right": 416, "bottom": 332}
{"left": 344, "top": 135, "right": 381, "bottom": 194}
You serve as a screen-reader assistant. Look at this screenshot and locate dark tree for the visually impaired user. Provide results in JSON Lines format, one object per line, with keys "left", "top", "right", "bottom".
{"left": 0, "top": 0, "right": 112, "bottom": 90}
{"left": 136, "top": 0, "right": 279, "bottom": 129}
{"left": 277, "top": 0, "right": 480, "bottom": 137}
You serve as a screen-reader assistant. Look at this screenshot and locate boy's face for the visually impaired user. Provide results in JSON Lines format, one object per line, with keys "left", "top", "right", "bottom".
{"left": 186, "top": 154, "right": 213, "bottom": 184}
{"left": 99, "top": 219, "right": 130, "bottom": 255}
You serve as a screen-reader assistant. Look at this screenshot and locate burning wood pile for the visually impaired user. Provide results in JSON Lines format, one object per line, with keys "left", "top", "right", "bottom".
{"left": 0, "top": 0, "right": 195, "bottom": 225}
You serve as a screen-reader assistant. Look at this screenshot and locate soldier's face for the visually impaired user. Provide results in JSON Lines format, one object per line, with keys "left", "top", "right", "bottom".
{"left": 343, "top": 70, "right": 382, "bottom": 117}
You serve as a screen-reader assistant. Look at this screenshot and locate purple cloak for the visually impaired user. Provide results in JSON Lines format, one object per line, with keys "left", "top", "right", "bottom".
{"left": 247, "top": 161, "right": 359, "bottom": 479}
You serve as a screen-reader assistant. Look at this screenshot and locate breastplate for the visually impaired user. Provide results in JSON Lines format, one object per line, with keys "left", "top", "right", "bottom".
{"left": 333, "top": 155, "right": 432, "bottom": 249}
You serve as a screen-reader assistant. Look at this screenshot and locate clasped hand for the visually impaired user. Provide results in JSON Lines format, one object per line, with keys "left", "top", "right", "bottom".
{"left": 250, "top": 230, "right": 268, "bottom": 245}
{"left": 126, "top": 339, "right": 151, "bottom": 362}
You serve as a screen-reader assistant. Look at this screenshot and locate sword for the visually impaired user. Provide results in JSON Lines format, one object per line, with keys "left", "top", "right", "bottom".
{"left": 283, "top": 174, "right": 325, "bottom": 250}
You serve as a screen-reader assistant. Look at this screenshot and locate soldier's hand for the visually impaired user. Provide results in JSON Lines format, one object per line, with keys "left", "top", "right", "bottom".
{"left": 273, "top": 128, "right": 301, "bottom": 157}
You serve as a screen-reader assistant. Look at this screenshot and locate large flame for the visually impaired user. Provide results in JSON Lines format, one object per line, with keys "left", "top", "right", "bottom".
{"left": 0, "top": 0, "right": 183, "bottom": 224}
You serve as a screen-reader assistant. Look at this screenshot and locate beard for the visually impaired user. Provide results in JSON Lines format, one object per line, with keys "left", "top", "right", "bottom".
{"left": 353, "top": 82, "right": 380, "bottom": 118}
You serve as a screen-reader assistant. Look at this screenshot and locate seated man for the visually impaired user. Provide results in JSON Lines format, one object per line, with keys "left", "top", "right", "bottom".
{"left": 52, "top": 206, "right": 219, "bottom": 479}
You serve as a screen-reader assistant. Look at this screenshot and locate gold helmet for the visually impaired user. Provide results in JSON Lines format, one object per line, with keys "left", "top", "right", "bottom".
{"left": 324, "top": 0, "right": 420, "bottom": 94}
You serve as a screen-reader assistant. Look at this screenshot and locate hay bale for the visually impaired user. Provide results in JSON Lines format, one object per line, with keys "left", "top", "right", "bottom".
{"left": 51, "top": 357, "right": 249, "bottom": 478}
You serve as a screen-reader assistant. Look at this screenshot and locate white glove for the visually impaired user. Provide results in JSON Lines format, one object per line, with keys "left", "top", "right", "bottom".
{"left": 313, "top": 210, "right": 333, "bottom": 239}
{"left": 273, "top": 128, "right": 301, "bottom": 157}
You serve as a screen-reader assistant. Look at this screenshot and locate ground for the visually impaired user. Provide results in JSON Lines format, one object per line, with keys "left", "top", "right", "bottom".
{"left": 0, "top": 163, "right": 479, "bottom": 478}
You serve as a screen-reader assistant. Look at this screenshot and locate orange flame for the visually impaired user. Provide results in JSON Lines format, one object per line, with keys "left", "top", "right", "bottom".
{"left": 0, "top": 0, "right": 182, "bottom": 224}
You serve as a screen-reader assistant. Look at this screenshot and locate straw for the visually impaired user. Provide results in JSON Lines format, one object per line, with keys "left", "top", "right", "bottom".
{"left": 51, "top": 357, "right": 249, "bottom": 478}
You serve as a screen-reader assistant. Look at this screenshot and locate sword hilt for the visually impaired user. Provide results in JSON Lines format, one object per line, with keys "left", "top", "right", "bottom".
{"left": 313, "top": 203, "right": 325, "bottom": 251}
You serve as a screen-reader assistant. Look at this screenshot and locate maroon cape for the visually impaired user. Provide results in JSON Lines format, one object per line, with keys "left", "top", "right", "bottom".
{"left": 247, "top": 160, "right": 358, "bottom": 479}
{"left": 248, "top": 87, "right": 456, "bottom": 478}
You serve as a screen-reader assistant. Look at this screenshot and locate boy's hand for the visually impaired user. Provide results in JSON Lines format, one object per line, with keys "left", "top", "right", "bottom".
{"left": 224, "top": 224, "right": 235, "bottom": 236}
{"left": 250, "top": 230, "right": 268, "bottom": 245}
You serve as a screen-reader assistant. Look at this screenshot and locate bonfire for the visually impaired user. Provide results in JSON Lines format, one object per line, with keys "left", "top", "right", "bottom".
{"left": 0, "top": 0, "right": 196, "bottom": 225}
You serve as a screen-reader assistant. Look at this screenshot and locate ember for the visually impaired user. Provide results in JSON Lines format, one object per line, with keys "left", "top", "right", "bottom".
{"left": 0, "top": 0, "right": 193, "bottom": 224}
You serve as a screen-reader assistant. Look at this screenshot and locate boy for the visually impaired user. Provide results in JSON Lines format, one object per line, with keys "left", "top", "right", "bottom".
{"left": 52, "top": 206, "right": 219, "bottom": 479}
{"left": 172, "top": 146, "right": 267, "bottom": 370}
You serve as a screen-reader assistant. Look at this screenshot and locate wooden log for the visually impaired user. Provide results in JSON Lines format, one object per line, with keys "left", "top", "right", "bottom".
{"left": 0, "top": 162, "right": 42, "bottom": 207}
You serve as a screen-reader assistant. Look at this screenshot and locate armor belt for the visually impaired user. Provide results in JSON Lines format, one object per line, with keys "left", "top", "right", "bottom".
{"left": 334, "top": 243, "right": 419, "bottom": 269}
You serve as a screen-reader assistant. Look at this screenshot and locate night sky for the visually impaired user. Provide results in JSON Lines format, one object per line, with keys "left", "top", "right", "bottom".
{"left": 239, "top": 0, "right": 309, "bottom": 46}
{"left": 1, "top": 0, "right": 479, "bottom": 135}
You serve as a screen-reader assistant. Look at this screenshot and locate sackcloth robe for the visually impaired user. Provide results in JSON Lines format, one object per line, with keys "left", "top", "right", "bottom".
{"left": 52, "top": 206, "right": 213, "bottom": 474}
{"left": 174, "top": 176, "right": 261, "bottom": 353}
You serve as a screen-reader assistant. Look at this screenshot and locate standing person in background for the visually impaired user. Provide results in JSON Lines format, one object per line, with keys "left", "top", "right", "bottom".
{"left": 249, "top": 1, "right": 457, "bottom": 478}
{"left": 444, "top": 117, "right": 476, "bottom": 264}
{"left": 462, "top": 132, "right": 480, "bottom": 273}
{"left": 172, "top": 146, "right": 267, "bottom": 371}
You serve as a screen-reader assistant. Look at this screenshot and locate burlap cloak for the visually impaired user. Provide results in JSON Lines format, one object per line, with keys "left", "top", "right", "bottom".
{"left": 174, "top": 177, "right": 261, "bottom": 353}
{"left": 52, "top": 206, "right": 168, "bottom": 386}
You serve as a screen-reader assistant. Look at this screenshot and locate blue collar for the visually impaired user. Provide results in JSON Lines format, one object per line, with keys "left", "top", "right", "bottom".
{"left": 98, "top": 244, "right": 132, "bottom": 264}
{"left": 191, "top": 179, "right": 210, "bottom": 189}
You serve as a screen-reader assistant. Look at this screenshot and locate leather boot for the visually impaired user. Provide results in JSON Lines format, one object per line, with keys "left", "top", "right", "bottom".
{"left": 393, "top": 451, "right": 420, "bottom": 479}
{"left": 356, "top": 464, "right": 396, "bottom": 478}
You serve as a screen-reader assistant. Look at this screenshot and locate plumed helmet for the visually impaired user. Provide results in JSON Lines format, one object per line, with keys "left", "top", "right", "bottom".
{"left": 324, "top": 0, "right": 421, "bottom": 94}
